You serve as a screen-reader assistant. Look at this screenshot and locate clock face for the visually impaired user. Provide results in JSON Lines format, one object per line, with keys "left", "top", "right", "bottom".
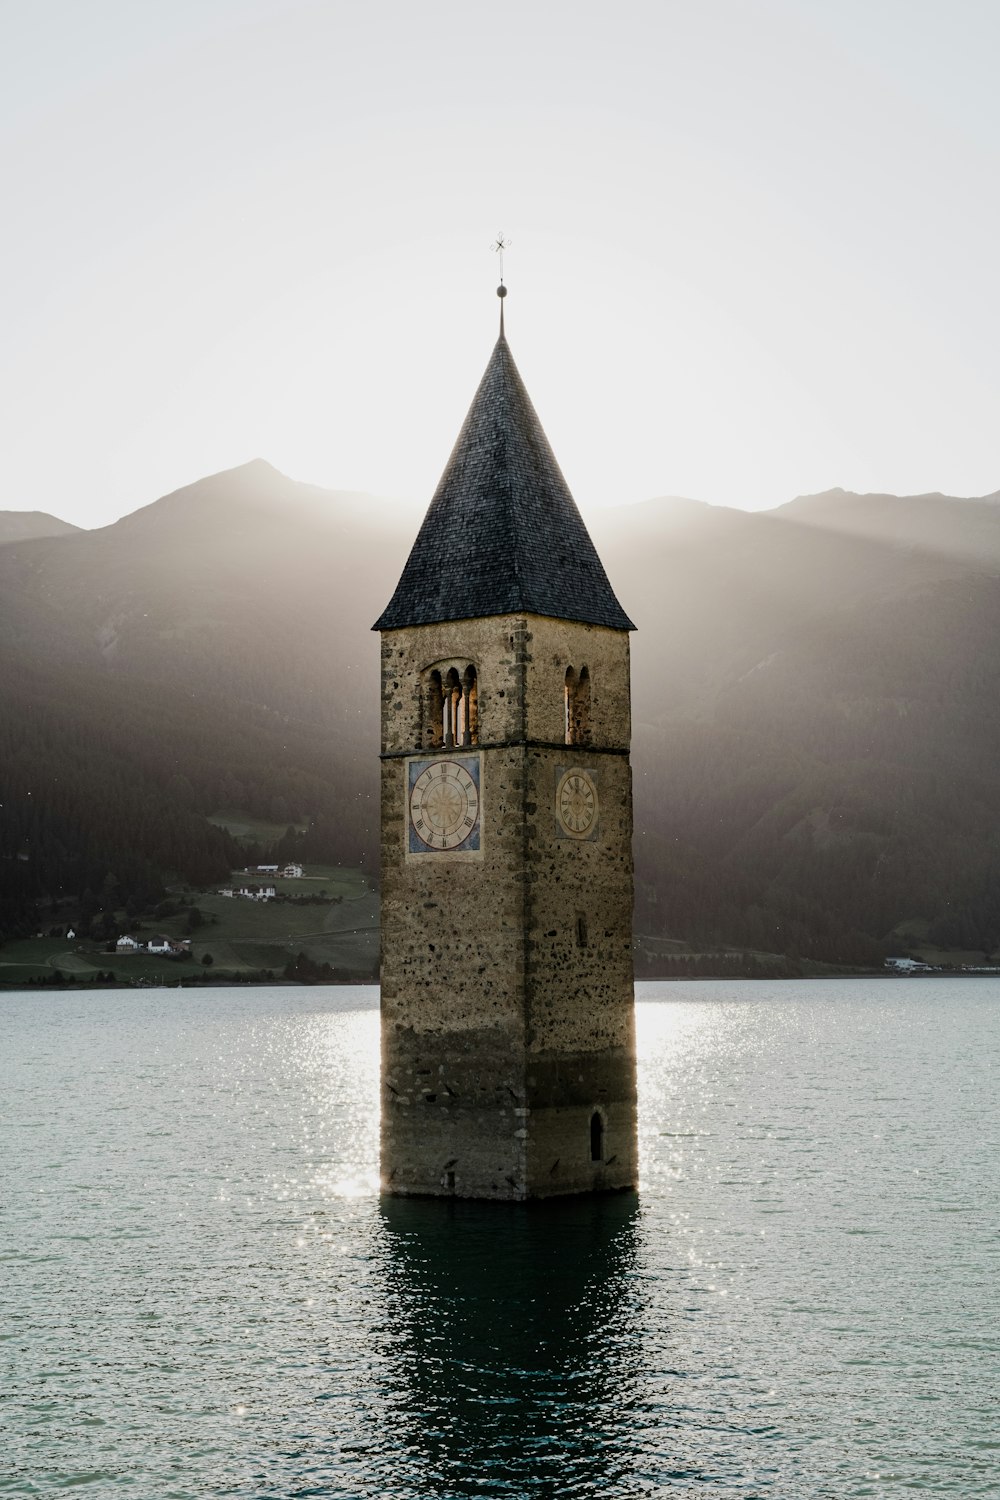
{"left": 555, "top": 768, "right": 599, "bottom": 840}
{"left": 408, "top": 755, "right": 481, "bottom": 854}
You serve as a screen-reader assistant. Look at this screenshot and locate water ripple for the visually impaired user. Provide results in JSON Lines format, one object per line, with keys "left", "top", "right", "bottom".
{"left": 1, "top": 980, "right": 998, "bottom": 1495}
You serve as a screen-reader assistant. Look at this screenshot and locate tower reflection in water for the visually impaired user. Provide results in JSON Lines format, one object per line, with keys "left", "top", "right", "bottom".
{"left": 368, "top": 1193, "right": 643, "bottom": 1497}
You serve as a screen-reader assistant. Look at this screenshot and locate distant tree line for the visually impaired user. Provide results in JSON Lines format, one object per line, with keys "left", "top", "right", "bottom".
{"left": 0, "top": 643, "right": 373, "bottom": 940}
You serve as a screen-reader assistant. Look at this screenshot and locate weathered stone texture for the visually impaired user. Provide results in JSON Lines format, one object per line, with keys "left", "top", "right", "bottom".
{"left": 380, "top": 613, "right": 638, "bottom": 1199}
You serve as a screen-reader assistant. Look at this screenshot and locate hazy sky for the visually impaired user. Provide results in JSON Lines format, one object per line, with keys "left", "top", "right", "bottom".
{"left": 2, "top": 0, "right": 998, "bottom": 527}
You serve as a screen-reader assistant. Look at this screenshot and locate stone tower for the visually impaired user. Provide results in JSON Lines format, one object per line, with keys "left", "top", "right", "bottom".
{"left": 373, "top": 291, "right": 637, "bottom": 1199}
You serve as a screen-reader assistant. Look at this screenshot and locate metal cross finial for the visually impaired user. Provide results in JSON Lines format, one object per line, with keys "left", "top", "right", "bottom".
{"left": 492, "top": 232, "right": 511, "bottom": 285}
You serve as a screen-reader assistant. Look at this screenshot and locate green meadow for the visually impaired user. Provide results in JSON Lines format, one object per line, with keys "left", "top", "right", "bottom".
{"left": 0, "top": 867, "right": 378, "bottom": 987}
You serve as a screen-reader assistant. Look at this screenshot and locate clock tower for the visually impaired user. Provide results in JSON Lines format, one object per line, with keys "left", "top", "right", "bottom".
{"left": 373, "top": 288, "right": 637, "bottom": 1199}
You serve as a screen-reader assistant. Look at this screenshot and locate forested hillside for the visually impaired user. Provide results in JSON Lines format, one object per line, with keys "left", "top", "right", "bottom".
{"left": 3, "top": 464, "right": 1000, "bottom": 968}
{"left": 0, "top": 463, "right": 393, "bottom": 937}
{"left": 592, "top": 489, "right": 1000, "bottom": 966}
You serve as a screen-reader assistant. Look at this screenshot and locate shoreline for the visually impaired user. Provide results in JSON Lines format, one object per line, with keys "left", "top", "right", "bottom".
{"left": 1, "top": 966, "right": 986, "bottom": 993}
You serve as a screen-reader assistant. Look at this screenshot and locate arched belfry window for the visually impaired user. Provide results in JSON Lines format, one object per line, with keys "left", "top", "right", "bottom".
{"left": 576, "top": 667, "right": 591, "bottom": 743}
{"left": 443, "top": 668, "right": 461, "bottom": 747}
{"left": 426, "top": 671, "right": 444, "bottom": 749}
{"left": 461, "top": 665, "right": 478, "bottom": 746}
{"left": 424, "top": 662, "right": 479, "bottom": 749}
{"left": 565, "top": 666, "right": 592, "bottom": 746}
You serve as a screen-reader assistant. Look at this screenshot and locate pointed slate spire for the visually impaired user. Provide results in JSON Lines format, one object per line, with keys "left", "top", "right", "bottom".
{"left": 373, "top": 303, "right": 634, "bottom": 633}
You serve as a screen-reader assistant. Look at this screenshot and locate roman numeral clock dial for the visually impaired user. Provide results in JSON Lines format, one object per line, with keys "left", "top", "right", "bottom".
{"left": 407, "top": 756, "right": 481, "bottom": 854}
{"left": 555, "top": 768, "right": 599, "bottom": 840}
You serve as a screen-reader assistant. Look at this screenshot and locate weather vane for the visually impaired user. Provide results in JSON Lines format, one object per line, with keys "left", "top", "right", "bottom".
{"left": 492, "top": 232, "right": 511, "bottom": 286}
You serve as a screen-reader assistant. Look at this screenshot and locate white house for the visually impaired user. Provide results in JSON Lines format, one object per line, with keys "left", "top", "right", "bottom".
{"left": 145, "top": 936, "right": 191, "bottom": 955}
{"left": 281, "top": 863, "right": 304, "bottom": 879}
{"left": 116, "top": 935, "right": 141, "bottom": 951}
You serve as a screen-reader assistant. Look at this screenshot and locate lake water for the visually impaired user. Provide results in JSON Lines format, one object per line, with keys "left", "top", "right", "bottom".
{"left": 2, "top": 980, "right": 998, "bottom": 1498}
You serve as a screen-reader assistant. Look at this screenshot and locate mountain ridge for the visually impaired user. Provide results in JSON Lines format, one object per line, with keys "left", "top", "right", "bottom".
{"left": 0, "top": 511, "right": 81, "bottom": 545}
{"left": 18, "top": 465, "right": 1000, "bottom": 538}
{"left": 4, "top": 461, "right": 1000, "bottom": 967}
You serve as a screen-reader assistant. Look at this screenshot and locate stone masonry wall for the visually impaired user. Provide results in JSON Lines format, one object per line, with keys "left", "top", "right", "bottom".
{"left": 379, "top": 614, "right": 637, "bottom": 1198}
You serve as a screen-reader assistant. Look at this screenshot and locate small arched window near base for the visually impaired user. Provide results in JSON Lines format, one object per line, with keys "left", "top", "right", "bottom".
{"left": 590, "top": 1110, "right": 604, "bottom": 1163}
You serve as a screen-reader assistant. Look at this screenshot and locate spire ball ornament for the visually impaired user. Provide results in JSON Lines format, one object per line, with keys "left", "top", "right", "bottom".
{"left": 497, "top": 284, "right": 507, "bottom": 298}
